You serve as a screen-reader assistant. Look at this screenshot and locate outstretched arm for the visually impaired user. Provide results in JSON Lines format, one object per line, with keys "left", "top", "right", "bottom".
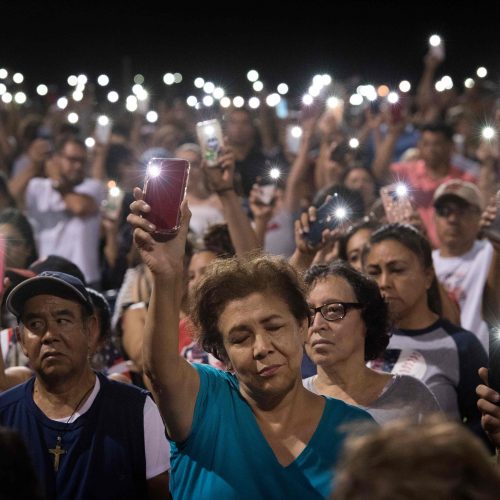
{"left": 127, "top": 192, "right": 199, "bottom": 442}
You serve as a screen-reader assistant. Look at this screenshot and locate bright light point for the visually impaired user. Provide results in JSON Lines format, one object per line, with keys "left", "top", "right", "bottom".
{"left": 194, "top": 77, "right": 205, "bottom": 88}
{"left": 302, "top": 94, "right": 313, "bottom": 106}
{"left": 146, "top": 111, "right": 158, "bottom": 123}
{"left": 399, "top": 80, "right": 411, "bottom": 93}
{"left": 126, "top": 95, "right": 138, "bottom": 112}
{"left": 277, "top": 83, "right": 288, "bottom": 95}
{"left": 335, "top": 207, "right": 347, "bottom": 219}
{"left": 67, "top": 75, "right": 78, "bottom": 86}
{"left": 134, "top": 74, "right": 144, "bottom": 85}
{"left": 482, "top": 126, "right": 496, "bottom": 140}
{"left": 77, "top": 74, "right": 87, "bottom": 85}
{"left": 387, "top": 92, "right": 399, "bottom": 104}
{"left": 349, "top": 94, "right": 363, "bottom": 106}
{"left": 0, "top": 69, "right": 7, "bottom": 79}
{"left": 349, "top": 138, "right": 359, "bottom": 149}
{"left": 248, "top": 97, "right": 260, "bottom": 109}
{"left": 186, "top": 95, "right": 197, "bottom": 107}
{"left": 464, "top": 78, "right": 475, "bottom": 89}
{"left": 85, "top": 137, "right": 95, "bottom": 148}
{"left": 309, "top": 86, "right": 321, "bottom": 97}
{"left": 36, "top": 84, "right": 48, "bottom": 96}
{"left": 322, "top": 74, "right": 332, "bottom": 86}
{"left": 435, "top": 81, "right": 445, "bottom": 92}
{"left": 429, "top": 34, "right": 441, "bottom": 47}
{"left": 291, "top": 126, "right": 303, "bottom": 138}
{"left": 213, "top": 87, "right": 225, "bottom": 99}
{"left": 109, "top": 186, "right": 121, "bottom": 197}
{"left": 97, "top": 115, "right": 109, "bottom": 126}
{"left": 132, "top": 84, "right": 142, "bottom": 95}
{"left": 57, "top": 97, "right": 68, "bottom": 109}
{"left": 220, "top": 97, "right": 231, "bottom": 108}
{"left": 97, "top": 74, "right": 109, "bottom": 86}
{"left": 136, "top": 88, "right": 148, "bottom": 101}
{"left": 13, "top": 72, "right": 24, "bottom": 84}
{"left": 327, "top": 96, "right": 340, "bottom": 108}
{"left": 253, "top": 81, "right": 264, "bottom": 92}
{"left": 312, "top": 74, "right": 324, "bottom": 87}
{"left": 72, "top": 90, "right": 83, "bottom": 102}
{"left": 476, "top": 67, "right": 487, "bottom": 78}
{"left": 266, "top": 93, "right": 281, "bottom": 107}
{"left": 67, "top": 112, "right": 79, "bottom": 124}
{"left": 174, "top": 73, "right": 182, "bottom": 83}
{"left": 270, "top": 168, "right": 281, "bottom": 179}
{"left": 247, "top": 70, "right": 259, "bottom": 82}
{"left": 441, "top": 76, "right": 453, "bottom": 90}
{"left": 202, "top": 95, "right": 214, "bottom": 107}
{"left": 14, "top": 92, "right": 26, "bottom": 104}
{"left": 163, "top": 73, "right": 175, "bottom": 85}
{"left": 233, "top": 96, "right": 245, "bottom": 108}
{"left": 377, "top": 85, "right": 390, "bottom": 97}
{"left": 148, "top": 165, "right": 161, "bottom": 178}
{"left": 395, "top": 183, "right": 408, "bottom": 197}
{"left": 203, "top": 81, "right": 215, "bottom": 94}
{"left": 107, "top": 91, "right": 119, "bottom": 103}
{"left": 1, "top": 93, "right": 12, "bottom": 103}
{"left": 0, "top": 84, "right": 6, "bottom": 95}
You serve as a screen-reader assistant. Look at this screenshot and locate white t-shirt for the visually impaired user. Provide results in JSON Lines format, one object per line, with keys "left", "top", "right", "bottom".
{"left": 432, "top": 239, "right": 493, "bottom": 352}
{"left": 52, "top": 377, "right": 170, "bottom": 479}
{"left": 25, "top": 177, "right": 106, "bottom": 284}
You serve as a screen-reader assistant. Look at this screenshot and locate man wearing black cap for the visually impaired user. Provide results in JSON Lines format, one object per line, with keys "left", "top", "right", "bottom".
{"left": 0, "top": 272, "right": 170, "bottom": 499}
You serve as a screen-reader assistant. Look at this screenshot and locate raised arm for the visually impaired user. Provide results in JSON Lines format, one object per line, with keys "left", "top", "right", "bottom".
{"left": 203, "top": 147, "right": 260, "bottom": 256}
{"left": 127, "top": 191, "right": 199, "bottom": 442}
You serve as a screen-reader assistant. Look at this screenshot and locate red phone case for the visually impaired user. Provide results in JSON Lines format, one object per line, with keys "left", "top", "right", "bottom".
{"left": 143, "top": 158, "right": 190, "bottom": 241}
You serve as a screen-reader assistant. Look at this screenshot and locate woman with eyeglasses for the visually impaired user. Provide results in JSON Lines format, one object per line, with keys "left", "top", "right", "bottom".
{"left": 303, "top": 260, "right": 440, "bottom": 425}
{"left": 362, "top": 223, "right": 491, "bottom": 447}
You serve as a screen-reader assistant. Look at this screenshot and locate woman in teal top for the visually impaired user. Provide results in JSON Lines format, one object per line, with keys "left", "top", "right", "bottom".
{"left": 128, "top": 160, "right": 374, "bottom": 499}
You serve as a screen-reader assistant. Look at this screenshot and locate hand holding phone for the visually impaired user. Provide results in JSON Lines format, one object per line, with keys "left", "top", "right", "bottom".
{"left": 489, "top": 332, "right": 500, "bottom": 397}
{"left": 303, "top": 194, "right": 349, "bottom": 247}
{"left": 94, "top": 116, "right": 113, "bottom": 145}
{"left": 101, "top": 182, "right": 125, "bottom": 221}
{"left": 142, "top": 158, "right": 190, "bottom": 241}
{"left": 380, "top": 183, "right": 414, "bottom": 223}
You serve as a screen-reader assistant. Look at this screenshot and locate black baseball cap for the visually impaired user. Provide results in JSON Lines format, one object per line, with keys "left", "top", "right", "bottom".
{"left": 6, "top": 271, "right": 94, "bottom": 320}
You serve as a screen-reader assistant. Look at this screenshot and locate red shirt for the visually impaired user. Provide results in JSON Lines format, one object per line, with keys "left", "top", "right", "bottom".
{"left": 390, "top": 159, "right": 477, "bottom": 247}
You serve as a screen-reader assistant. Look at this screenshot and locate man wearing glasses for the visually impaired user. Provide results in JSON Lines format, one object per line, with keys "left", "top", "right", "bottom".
{"left": 432, "top": 179, "right": 500, "bottom": 352}
{"left": 25, "top": 137, "right": 106, "bottom": 289}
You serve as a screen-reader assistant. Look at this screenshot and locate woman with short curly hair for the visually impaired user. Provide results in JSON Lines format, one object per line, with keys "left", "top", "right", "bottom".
{"left": 303, "top": 259, "right": 440, "bottom": 425}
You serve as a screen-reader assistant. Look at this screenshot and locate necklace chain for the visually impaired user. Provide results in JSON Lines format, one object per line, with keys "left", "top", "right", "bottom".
{"left": 48, "top": 382, "right": 95, "bottom": 472}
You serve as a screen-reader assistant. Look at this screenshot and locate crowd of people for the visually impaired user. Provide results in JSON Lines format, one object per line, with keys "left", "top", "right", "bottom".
{"left": 0, "top": 44, "right": 500, "bottom": 499}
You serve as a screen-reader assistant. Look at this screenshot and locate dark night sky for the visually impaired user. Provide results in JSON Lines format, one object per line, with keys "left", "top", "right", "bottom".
{"left": 0, "top": 2, "right": 498, "bottom": 103}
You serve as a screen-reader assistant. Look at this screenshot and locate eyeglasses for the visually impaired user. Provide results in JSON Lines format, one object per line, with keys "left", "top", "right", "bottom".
{"left": 435, "top": 204, "right": 480, "bottom": 218}
{"left": 308, "top": 302, "right": 363, "bottom": 322}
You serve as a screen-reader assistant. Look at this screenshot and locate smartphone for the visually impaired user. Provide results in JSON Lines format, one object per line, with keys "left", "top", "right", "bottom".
{"left": 101, "top": 182, "right": 125, "bottom": 220}
{"left": 285, "top": 124, "right": 302, "bottom": 155}
{"left": 489, "top": 329, "right": 500, "bottom": 395}
{"left": 276, "top": 98, "right": 289, "bottom": 119}
{"left": 389, "top": 101, "right": 404, "bottom": 124}
{"left": 380, "top": 183, "right": 414, "bottom": 223}
{"left": 94, "top": 116, "right": 113, "bottom": 145}
{"left": 142, "top": 158, "right": 190, "bottom": 241}
{"left": 196, "top": 119, "right": 224, "bottom": 167}
{"left": 303, "top": 194, "right": 349, "bottom": 247}
{"left": 258, "top": 184, "right": 277, "bottom": 205}
{"left": 429, "top": 38, "right": 445, "bottom": 62}
{"left": 482, "top": 190, "right": 500, "bottom": 244}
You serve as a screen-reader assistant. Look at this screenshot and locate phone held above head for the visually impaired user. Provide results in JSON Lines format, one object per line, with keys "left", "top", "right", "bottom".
{"left": 142, "top": 158, "right": 190, "bottom": 242}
